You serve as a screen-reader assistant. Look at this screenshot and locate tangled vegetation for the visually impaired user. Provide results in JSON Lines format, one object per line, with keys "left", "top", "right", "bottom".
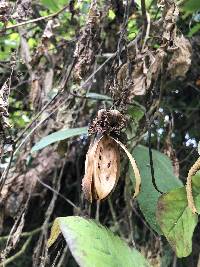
{"left": 0, "top": 0, "right": 200, "bottom": 266}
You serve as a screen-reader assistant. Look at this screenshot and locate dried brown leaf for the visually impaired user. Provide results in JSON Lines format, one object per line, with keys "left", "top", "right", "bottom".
{"left": 73, "top": 0, "right": 101, "bottom": 82}
{"left": 168, "top": 35, "right": 192, "bottom": 78}
{"left": 0, "top": 0, "right": 10, "bottom": 22}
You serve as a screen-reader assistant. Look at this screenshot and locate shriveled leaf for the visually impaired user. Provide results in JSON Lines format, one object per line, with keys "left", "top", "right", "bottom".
{"left": 117, "top": 49, "right": 165, "bottom": 100}
{"left": 94, "top": 136, "right": 120, "bottom": 200}
{"left": 31, "top": 127, "right": 88, "bottom": 152}
{"left": 129, "top": 145, "right": 182, "bottom": 233}
{"left": 167, "top": 35, "right": 192, "bottom": 78}
{"left": 48, "top": 216, "right": 152, "bottom": 267}
{"left": 157, "top": 171, "right": 200, "bottom": 257}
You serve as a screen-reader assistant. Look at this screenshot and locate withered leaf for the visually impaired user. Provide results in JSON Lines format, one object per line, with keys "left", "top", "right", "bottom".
{"left": 167, "top": 35, "right": 192, "bottom": 78}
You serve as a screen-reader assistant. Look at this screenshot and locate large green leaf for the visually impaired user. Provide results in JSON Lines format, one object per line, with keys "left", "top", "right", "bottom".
{"left": 134, "top": 0, "right": 152, "bottom": 9}
{"left": 182, "top": 0, "right": 200, "bottom": 13}
{"left": 49, "top": 216, "right": 151, "bottom": 267}
{"left": 31, "top": 127, "right": 88, "bottom": 152}
{"left": 129, "top": 145, "right": 182, "bottom": 233}
{"left": 156, "top": 171, "right": 200, "bottom": 258}
{"left": 41, "top": 0, "right": 68, "bottom": 12}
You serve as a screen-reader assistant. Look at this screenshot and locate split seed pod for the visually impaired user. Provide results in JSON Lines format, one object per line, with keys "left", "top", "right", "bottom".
{"left": 82, "top": 109, "right": 141, "bottom": 202}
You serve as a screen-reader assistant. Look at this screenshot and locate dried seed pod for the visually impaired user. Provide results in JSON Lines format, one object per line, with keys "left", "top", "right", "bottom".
{"left": 82, "top": 137, "right": 101, "bottom": 202}
{"left": 88, "top": 109, "right": 127, "bottom": 137}
{"left": 82, "top": 109, "right": 141, "bottom": 202}
{"left": 82, "top": 135, "right": 141, "bottom": 202}
{"left": 82, "top": 135, "right": 120, "bottom": 202}
{"left": 93, "top": 135, "right": 120, "bottom": 200}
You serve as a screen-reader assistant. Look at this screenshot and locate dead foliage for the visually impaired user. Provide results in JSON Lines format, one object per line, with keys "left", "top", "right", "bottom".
{"left": 0, "top": 0, "right": 197, "bottom": 266}
{"left": 111, "top": 0, "right": 191, "bottom": 107}
{"left": 73, "top": 0, "right": 102, "bottom": 83}
{"left": 0, "top": 80, "right": 12, "bottom": 160}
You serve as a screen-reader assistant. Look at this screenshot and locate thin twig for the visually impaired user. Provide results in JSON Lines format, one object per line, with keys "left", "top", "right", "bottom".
{"left": 142, "top": 11, "right": 150, "bottom": 51}
{"left": 0, "top": 237, "right": 32, "bottom": 266}
{"left": 108, "top": 198, "right": 124, "bottom": 238}
{"left": 0, "top": 59, "right": 76, "bottom": 193}
{"left": 146, "top": 112, "right": 163, "bottom": 194}
{"left": 15, "top": 58, "right": 76, "bottom": 145}
{"left": 56, "top": 246, "right": 68, "bottom": 267}
{"left": 0, "top": 5, "right": 68, "bottom": 33}
{"left": 36, "top": 176, "right": 80, "bottom": 212}
{"left": 13, "top": 97, "right": 71, "bottom": 155}
{"left": 0, "top": 225, "right": 51, "bottom": 242}
{"left": 141, "top": 0, "right": 148, "bottom": 31}
{"left": 95, "top": 200, "right": 100, "bottom": 221}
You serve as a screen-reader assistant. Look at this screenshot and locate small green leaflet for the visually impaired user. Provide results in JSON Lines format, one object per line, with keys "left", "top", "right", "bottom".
{"left": 182, "top": 0, "right": 200, "bottom": 13}
{"left": 31, "top": 127, "right": 88, "bottom": 152}
{"left": 48, "top": 216, "right": 152, "bottom": 267}
{"left": 86, "top": 92, "right": 112, "bottom": 101}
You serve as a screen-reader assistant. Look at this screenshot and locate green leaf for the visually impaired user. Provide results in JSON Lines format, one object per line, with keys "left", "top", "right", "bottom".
{"left": 49, "top": 216, "right": 152, "bottom": 267}
{"left": 183, "top": 0, "right": 200, "bottom": 13}
{"left": 188, "top": 23, "right": 200, "bottom": 37}
{"left": 108, "top": 9, "right": 116, "bottom": 20}
{"left": 134, "top": 0, "right": 152, "bottom": 9}
{"left": 129, "top": 145, "right": 182, "bottom": 233}
{"left": 41, "top": 0, "right": 59, "bottom": 11}
{"left": 128, "top": 105, "right": 145, "bottom": 122}
{"left": 31, "top": 127, "right": 88, "bottom": 152}
{"left": 156, "top": 171, "right": 200, "bottom": 257}
{"left": 86, "top": 92, "right": 112, "bottom": 101}
{"left": 41, "top": 0, "right": 69, "bottom": 12}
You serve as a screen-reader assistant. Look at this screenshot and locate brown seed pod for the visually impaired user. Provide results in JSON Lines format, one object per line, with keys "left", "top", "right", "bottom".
{"left": 82, "top": 109, "right": 141, "bottom": 202}
{"left": 82, "top": 135, "right": 120, "bottom": 202}
{"left": 93, "top": 135, "right": 120, "bottom": 200}
{"left": 82, "top": 137, "right": 101, "bottom": 202}
{"left": 82, "top": 135, "right": 141, "bottom": 203}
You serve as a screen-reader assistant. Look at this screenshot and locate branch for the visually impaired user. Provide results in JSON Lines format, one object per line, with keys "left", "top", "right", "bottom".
{"left": 0, "top": 237, "right": 32, "bottom": 266}
{"left": 0, "top": 5, "right": 68, "bottom": 33}
{"left": 141, "top": 0, "right": 151, "bottom": 50}
{"left": 0, "top": 225, "right": 49, "bottom": 243}
{"left": 141, "top": 0, "right": 147, "bottom": 29}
